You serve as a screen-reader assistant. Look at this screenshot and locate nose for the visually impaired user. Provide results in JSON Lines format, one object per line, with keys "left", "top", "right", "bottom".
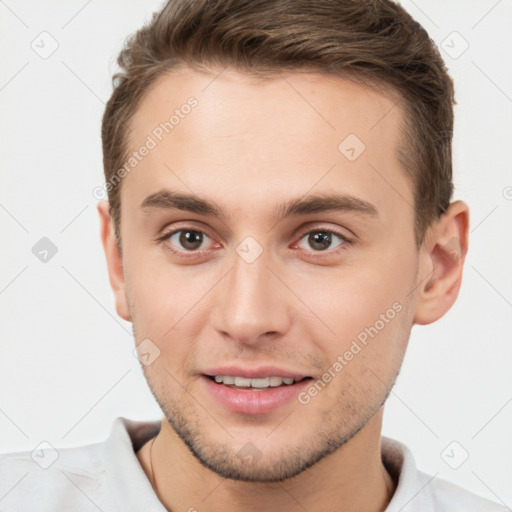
{"left": 211, "top": 249, "right": 292, "bottom": 346}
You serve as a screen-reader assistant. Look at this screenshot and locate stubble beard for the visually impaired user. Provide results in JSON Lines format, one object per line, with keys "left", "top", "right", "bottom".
{"left": 143, "top": 366, "right": 398, "bottom": 483}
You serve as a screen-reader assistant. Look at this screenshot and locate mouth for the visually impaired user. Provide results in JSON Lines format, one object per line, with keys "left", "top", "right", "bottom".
{"left": 201, "top": 372, "right": 314, "bottom": 415}
{"left": 205, "top": 374, "right": 312, "bottom": 390}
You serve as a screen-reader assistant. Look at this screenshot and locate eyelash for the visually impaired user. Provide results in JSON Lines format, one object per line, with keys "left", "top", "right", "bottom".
{"left": 157, "top": 225, "right": 352, "bottom": 259}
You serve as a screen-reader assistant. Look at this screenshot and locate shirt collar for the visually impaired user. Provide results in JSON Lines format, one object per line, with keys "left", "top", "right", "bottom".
{"left": 102, "top": 417, "right": 436, "bottom": 511}
{"left": 99, "top": 417, "right": 165, "bottom": 511}
{"left": 381, "top": 436, "right": 437, "bottom": 511}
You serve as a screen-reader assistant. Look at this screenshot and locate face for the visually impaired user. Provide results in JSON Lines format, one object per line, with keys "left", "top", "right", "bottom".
{"left": 114, "top": 67, "right": 423, "bottom": 481}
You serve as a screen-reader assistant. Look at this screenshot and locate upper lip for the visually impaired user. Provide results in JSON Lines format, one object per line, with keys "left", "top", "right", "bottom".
{"left": 203, "top": 365, "right": 311, "bottom": 380}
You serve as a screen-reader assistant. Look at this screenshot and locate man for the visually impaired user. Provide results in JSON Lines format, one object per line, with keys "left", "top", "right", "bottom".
{"left": 0, "top": 0, "right": 507, "bottom": 510}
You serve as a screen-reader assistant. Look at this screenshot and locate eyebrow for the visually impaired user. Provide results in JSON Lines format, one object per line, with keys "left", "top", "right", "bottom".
{"left": 140, "top": 189, "right": 378, "bottom": 221}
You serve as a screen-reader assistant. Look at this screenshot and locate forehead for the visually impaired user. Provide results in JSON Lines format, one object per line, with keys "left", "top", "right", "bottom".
{"left": 122, "top": 66, "right": 413, "bottom": 226}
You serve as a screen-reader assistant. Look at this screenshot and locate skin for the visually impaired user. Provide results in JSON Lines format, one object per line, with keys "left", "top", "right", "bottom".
{"left": 98, "top": 67, "right": 469, "bottom": 511}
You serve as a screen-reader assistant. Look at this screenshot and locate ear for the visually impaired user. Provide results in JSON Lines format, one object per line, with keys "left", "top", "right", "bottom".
{"left": 414, "top": 200, "right": 469, "bottom": 325}
{"left": 97, "top": 201, "right": 131, "bottom": 322}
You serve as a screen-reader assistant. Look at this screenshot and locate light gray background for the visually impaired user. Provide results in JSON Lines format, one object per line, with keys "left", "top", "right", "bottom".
{"left": 1, "top": 0, "right": 511, "bottom": 506}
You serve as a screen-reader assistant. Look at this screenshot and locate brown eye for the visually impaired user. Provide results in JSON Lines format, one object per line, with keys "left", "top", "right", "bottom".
{"left": 296, "top": 230, "right": 346, "bottom": 252}
{"left": 168, "top": 229, "right": 210, "bottom": 251}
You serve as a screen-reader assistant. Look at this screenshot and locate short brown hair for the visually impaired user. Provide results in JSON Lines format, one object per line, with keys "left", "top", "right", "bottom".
{"left": 102, "top": 0, "right": 455, "bottom": 247}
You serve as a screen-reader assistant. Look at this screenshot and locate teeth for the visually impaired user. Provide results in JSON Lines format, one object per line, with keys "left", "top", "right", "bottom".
{"left": 251, "top": 377, "right": 270, "bottom": 388}
{"left": 234, "top": 376, "right": 252, "bottom": 387}
{"left": 213, "top": 375, "right": 298, "bottom": 388}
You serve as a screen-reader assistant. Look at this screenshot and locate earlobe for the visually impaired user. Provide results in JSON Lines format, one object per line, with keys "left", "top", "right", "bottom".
{"left": 97, "top": 201, "right": 132, "bottom": 322}
{"left": 413, "top": 201, "right": 469, "bottom": 325}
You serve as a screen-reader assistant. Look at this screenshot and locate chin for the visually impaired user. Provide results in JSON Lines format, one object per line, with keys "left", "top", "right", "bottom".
{"left": 166, "top": 410, "right": 359, "bottom": 483}
{"left": 187, "top": 445, "right": 330, "bottom": 483}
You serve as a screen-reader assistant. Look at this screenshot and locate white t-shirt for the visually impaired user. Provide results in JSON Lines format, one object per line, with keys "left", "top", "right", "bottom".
{"left": 0, "top": 417, "right": 507, "bottom": 511}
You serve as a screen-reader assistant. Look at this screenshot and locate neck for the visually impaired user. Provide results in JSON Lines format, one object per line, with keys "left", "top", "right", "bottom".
{"left": 137, "top": 408, "right": 396, "bottom": 512}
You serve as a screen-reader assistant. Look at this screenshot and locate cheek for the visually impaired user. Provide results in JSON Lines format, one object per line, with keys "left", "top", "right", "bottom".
{"left": 301, "top": 298, "right": 413, "bottom": 412}
{"left": 125, "top": 257, "right": 208, "bottom": 373}
{"left": 296, "top": 251, "right": 417, "bottom": 360}
{"left": 124, "top": 250, "right": 196, "bottom": 328}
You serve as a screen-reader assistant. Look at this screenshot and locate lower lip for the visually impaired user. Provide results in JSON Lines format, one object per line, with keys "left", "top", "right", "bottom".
{"left": 202, "top": 375, "right": 311, "bottom": 415}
